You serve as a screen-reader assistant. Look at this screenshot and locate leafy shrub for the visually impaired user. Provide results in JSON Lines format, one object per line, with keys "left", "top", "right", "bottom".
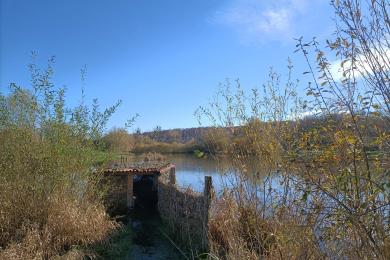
{"left": 0, "top": 57, "right": 121, "bottom": 258}
{"left": 198, "top": 1, "right": 390, "bottom": 258}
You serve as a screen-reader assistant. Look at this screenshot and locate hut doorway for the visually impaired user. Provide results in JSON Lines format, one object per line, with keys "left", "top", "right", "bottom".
{"left": 133, "top": 175, "right": 158, "bottom": 212}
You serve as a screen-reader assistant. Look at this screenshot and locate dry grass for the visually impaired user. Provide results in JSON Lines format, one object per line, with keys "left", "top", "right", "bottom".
{"left": 0, "top": 128, "right": 119, "bottom": 259}
{"left": 157, "top": 172, "right": 209, "bottom": 256}
{"left": 208, "top": 192, "right": 323, "bottom": 260}
{"left": 0, "top": 193, "right": 118, "bottom": 259}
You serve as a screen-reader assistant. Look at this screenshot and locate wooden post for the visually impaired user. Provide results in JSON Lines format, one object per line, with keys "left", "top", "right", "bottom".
{"left": 167, "top": 167, "right": 176, "bottom": 227}
{"left": 204, "top": 176, "right": 212, "bottom": 203}
{"left": 169, "top": 167, "right": 176, "bottom": 186}
{"left": 127, "top": 173, "right": 134, "bottom": 209}
{"left": 203, "top": 176, "right": 212, "bottom": 250}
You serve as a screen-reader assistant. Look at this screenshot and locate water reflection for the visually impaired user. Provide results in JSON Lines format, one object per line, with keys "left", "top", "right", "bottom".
{"left": 164, "top": 154, "right": 282, "bottom": 195}
{"left": 130, "top": 153, "right": 283, "bottom": 195}
{"left": 164, "top": 154, "right": 227, "bottom": 193}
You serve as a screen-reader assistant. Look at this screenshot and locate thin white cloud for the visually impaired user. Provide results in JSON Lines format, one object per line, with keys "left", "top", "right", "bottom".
{"left": 259, "top": 9, "right": 291, "bottom": 33}
{"left": 329, "top": 47, "right": 390, "bottom": 82}
{"left": 214, "top": 0, "right": 308, "bottom": 44}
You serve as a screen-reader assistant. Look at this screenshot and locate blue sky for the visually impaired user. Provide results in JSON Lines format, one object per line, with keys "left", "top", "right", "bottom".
{"left": 1, "top": 0, "right": 335, "bottom": 132}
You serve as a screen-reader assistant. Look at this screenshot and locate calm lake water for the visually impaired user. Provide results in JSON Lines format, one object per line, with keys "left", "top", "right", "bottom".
{"left": 164, "top": 154, "right": 227, "bottom": 193}
{"left": 132, "top": 153, "right": 283, "bottom": 195}
{"left": 163, "top": 154, "right": 282, "bottom": 194}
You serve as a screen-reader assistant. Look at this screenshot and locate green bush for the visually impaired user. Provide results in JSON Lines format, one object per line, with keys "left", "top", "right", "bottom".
{"left": 0, "top": 58, "right": 120, "bottom": 258}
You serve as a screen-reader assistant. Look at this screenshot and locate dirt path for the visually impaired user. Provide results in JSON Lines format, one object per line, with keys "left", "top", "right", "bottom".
{"left": 126, "top": 209, "right": 184, "bottom": 260}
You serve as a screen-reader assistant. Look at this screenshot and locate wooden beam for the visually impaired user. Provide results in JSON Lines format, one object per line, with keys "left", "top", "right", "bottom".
{"left": 127, "top": 173, "right": 134, "bottom": 209}
{"left": 204, "top": 176, "right": 212, "bottom": 205}
{"left": 169, "top": 167, "right": 176, "bottom": 185}
{"left": 203, "top": 175, "right": 213, "bottom": 250}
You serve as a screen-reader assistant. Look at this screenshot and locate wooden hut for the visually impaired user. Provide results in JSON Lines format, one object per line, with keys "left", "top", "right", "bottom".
{"left": 103, "top": 161, "right": 175, "bottom": 210}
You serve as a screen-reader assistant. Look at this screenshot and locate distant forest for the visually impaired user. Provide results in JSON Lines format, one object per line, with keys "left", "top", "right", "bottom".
{"left": 139, "top": 127, "right": 209, "bottom": 144}
{"left": 104, "top": 114, "right": 388, "bottom": 155}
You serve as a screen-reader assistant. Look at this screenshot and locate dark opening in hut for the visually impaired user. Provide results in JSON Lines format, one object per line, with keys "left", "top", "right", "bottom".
{"left": 133, "top": 175, "right": 158, "bottom": 212}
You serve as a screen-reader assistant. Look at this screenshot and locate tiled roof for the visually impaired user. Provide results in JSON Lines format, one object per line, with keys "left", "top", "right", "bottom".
{"left": 103, "top": 162, "right": 174, "bottom": 175}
